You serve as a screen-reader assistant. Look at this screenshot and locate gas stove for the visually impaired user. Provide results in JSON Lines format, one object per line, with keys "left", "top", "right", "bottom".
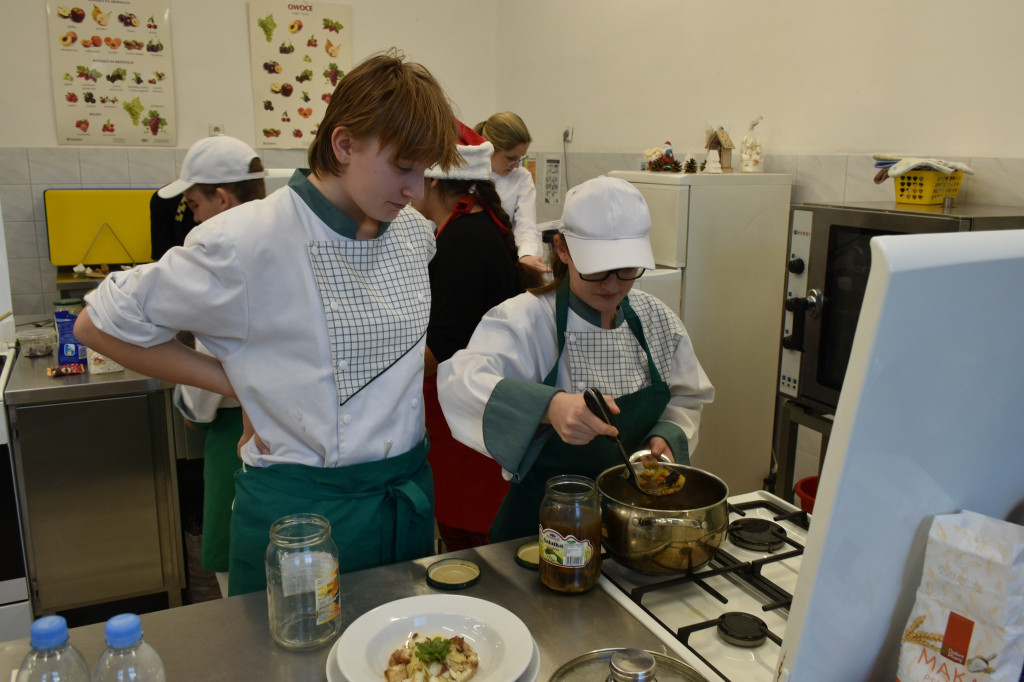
{"left": 599, "top": 490, "right": 809, "bottom": 682}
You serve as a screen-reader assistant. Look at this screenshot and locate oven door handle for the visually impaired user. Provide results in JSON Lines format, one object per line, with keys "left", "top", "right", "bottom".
{"left": 786, "top": 289, "right": 822, "bottom": 318}
{"left": 804, "top": 289, "right": 823, "bottom": 318}
{"left": 782, "top": 288, "right": 823, "bottom": 352}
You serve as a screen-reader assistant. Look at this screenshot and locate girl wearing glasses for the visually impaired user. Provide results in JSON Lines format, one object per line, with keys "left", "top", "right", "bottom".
{"left": 474, "top": 112, "right": 550, "bottom": 278}
{"left": 437, "top": 175, "right": 714, "bottom": 541}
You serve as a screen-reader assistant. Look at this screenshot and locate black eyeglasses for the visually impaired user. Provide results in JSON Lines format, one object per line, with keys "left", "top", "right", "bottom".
{"left": 578, "top": 268, "right": 645, "bottom": 282}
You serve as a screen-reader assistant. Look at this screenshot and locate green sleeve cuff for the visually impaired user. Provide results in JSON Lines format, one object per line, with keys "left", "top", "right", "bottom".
{"left": 646, "top": 421, "right": 690, "bottom": 466}
{"left": 482, "top": 378, "right": 561, "bottom": 482}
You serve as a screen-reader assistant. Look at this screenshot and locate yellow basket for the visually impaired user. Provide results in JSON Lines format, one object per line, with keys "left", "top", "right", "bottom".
{"left": 894, "top": 170, "right": 963, "bottom": 205}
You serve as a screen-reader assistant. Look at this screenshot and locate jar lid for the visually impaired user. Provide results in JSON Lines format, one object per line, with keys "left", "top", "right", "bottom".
{"left": 515, "top": 541, "right": 539, "bottom": 570}
{"left": 425, "top": 558, "right": 481, "bottom": 590}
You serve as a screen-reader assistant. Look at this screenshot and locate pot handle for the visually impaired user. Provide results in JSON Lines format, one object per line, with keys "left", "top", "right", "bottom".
{"left": 628, "top": 450, "right": 671, "bottom": 464}
{"left": 631, "top": 516, "right": 708, "bottom": 530}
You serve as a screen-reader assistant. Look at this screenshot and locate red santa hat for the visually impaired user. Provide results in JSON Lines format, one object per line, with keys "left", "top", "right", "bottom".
{"left": 424, "top": 121, "right": 494, "bottom": 180}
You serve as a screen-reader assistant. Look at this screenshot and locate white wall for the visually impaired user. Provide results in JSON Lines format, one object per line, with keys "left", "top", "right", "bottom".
{"left": 0, "top": 0, "right": 498, "bottom": 149}
{"left": 5, "top": 0, "right": 1024, "bottom": 158}
{"left": 495, "top": 0, "right": 1024, "bottom": 158}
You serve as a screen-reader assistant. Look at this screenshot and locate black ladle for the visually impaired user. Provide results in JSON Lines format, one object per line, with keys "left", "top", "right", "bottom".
{"left": 583, "top": 387, "right": 684, "bottom": 497}
{"left": 583, "top": 387, "right": 647, "bottom": 494}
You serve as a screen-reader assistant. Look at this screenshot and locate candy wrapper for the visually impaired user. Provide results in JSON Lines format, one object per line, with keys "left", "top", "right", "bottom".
{"left": 47, "top": 363, "right": 85, "bottom": 377}
{"left": 896, "top": 511, "right": 1024, "bottom": 681}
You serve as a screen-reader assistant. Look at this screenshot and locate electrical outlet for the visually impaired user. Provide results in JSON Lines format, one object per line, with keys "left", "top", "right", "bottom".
{"left": 209, "top": 123, "right": 225, "bottom": 135}
{"left": 563, "top": 126, "right": 574, "bottom": 143}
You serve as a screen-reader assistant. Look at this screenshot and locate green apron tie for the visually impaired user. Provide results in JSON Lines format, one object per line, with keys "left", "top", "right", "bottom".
{"left": 382, "top": 477, "right": 433, "bottom": 564}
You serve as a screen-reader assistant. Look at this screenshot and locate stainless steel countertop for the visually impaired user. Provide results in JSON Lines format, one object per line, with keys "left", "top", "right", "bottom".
{"left": 4, "top": 352, "right": 171, "bottom": 406}
{"left": 0, "top": 540, "right": 673, "bottom": 680}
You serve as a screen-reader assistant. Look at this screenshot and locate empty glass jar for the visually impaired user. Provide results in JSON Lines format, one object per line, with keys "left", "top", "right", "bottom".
{"left": 265, "top": 513, "right": 341, "bottom": 649}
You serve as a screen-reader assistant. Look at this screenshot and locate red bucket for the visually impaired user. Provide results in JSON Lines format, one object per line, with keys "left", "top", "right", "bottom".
{"left": 794, "top": 476, "right": 818, "bottom": 513}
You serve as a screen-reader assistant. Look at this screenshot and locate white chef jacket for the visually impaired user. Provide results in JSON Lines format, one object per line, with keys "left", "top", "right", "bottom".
{"left": 492, "top": 167, "right": 541, "bottom": 259}
{"left": 437, "top": 287, "right": 714, "bottom": 480}
{"left": 85, "top": 171, "right": 434, "bottom": 469}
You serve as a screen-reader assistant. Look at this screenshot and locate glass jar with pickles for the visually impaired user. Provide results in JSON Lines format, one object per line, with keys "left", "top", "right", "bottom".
{"left": 538, "top": 475, "right": 602, "bottom": 593}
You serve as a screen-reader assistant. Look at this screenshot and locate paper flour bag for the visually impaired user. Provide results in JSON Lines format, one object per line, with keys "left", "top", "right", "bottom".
{"left": 896, "top": 511, "right": 1024, "bottom": 682}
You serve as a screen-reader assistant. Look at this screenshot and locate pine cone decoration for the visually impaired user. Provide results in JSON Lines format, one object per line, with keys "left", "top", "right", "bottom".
{"left": 683, "top": 158, "right": 698, "bottom": 173}
{"left": 647, "top": 156, "right": 682, "bottom": 173}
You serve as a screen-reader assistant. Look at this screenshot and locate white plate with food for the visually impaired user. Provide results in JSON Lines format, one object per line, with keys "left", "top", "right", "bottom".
{"left": 334, "top": 594, "right": 533, "bottom": 682}
{"left": 327, "top": 633, "right": 540, "bottom": 682}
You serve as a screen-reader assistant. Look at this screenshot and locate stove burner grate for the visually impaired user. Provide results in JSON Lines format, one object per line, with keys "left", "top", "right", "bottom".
{"left": 728, "top": 517, "right": 787, "bottom": 552}
{"left": 716, "top": 611, "right": 768, "bottom": 648}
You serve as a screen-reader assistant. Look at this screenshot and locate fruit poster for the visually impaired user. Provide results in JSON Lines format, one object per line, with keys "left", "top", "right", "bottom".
{"left": 46, "top": 1, "right": 176, "bottom": 146}
{"left": 248, "top": 0, "right": 352, "bottom": 149}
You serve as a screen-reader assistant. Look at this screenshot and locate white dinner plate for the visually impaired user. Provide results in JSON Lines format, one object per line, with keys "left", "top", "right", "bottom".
{"left": 327, "top": 636, "right": 344, "bottom": 682}
{"left": 328, "top": 634, "right": 540, "bottom": 682}
{"left": 335, "top": 594, "right": 533, "bottom": 681}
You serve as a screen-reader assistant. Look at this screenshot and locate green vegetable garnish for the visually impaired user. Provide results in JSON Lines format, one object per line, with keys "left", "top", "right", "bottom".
{"left": 414, "top": 636, "right": 452, "bottom": 665}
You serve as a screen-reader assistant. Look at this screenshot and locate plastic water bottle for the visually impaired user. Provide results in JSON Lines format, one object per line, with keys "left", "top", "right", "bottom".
{"left": 16, "top": 615, "right": 90, "bottom": 682}
{"left": 91, "top": 614, "right": 166, "bottom": 682}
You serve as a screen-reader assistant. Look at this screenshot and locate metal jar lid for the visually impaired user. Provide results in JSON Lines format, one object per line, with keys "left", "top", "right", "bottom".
{"left": 425, "top": 558, "right": 481, "bottom": 590}
{"left": 515, "top": 541, "right": 539, "bottom": 569}
{"left": 549, "top": 648, "right": 710, "bottom": 682}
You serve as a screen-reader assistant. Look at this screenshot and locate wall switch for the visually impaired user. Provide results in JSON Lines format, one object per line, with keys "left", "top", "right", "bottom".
{"left": 563, "top": 126, "right": 574, "bottom": 143}
{"left": 209, "top": 123, "right": 225, "bottom": 135}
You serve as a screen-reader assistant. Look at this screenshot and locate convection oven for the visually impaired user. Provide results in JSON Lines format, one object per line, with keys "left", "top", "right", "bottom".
{"left": 773, "top": 201, "right": 1024, "bottom": 500}
{"left": 779, "top": 201, "right": 1024, "bottom": 413}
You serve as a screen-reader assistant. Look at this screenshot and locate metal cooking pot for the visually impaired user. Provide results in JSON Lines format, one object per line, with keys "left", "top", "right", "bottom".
{"left": 597, "top": 463, "right": 729, "bottom": 575}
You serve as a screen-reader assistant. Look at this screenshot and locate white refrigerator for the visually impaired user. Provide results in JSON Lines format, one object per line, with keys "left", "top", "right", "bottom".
{"left": 609, "top": 171, "right": 793, "bottom": 495}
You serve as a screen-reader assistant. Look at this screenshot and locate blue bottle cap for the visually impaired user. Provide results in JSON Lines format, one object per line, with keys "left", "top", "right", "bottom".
{"left": 30, "top": 616, "right": 69, "bottom": 650}
{"left": 105, "top": 613, "right": 143, "bottom": 648}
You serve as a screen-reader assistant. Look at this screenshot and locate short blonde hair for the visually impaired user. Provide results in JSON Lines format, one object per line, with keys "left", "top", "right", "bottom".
{"left": 308, "top": 49, "right": 460, "bottom": 176}
{"left": 474, "top": 112, "right": 531, "bottom": 153}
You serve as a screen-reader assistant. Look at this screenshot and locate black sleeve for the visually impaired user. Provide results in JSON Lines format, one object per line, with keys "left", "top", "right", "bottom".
{"left": 428, "top": 217, "right": 519, "bottom": 363}
{"left": 149, "top": 192, "right": 196, "bottom": 261}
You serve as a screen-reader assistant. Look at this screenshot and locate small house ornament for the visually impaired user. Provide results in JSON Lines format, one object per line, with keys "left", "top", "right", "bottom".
{"left": 705, "top": 125, "right": 735, "bottom": 173}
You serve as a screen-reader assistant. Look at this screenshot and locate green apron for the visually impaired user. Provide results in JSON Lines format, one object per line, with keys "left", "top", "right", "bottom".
{"left": 489, "top": 281, "right": 672, "bottom": 542}
{"left": 200, "top": 406, "right": 243, "bottom": 573}
{"left": 227, "top": 437, "right": 434, "bottom": 596}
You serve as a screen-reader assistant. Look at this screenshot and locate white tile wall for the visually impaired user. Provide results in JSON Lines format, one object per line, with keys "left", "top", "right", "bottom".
{"left": 3, "top": 146, "right": 1024, "bottom": 325}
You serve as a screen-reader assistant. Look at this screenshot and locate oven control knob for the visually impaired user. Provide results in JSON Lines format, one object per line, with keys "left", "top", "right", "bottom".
{"left": 784, "top": 297, "right": 807, "bottom": 313}
{"left": 787, "top": 257, "right": 805, "bottom": 275}
{"left": 781, "top": 334, "right": 800, "bottom": 351}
